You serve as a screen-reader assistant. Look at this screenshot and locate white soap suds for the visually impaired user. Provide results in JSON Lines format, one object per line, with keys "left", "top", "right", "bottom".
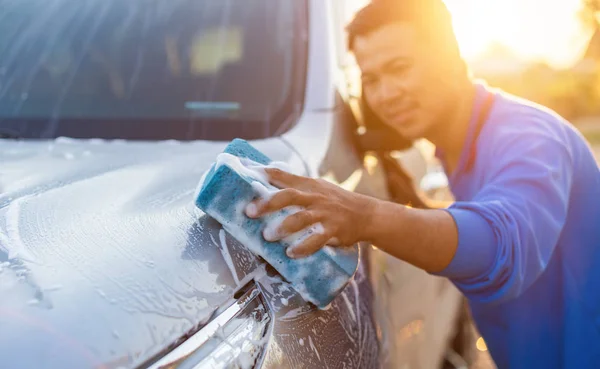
{"left": 220, "top": 213, "right": 263, "bottom": 259}
{"left": 237, "top": 352, "right": 255, "bottom": 369}
{"left": 213, "top": 154, "right": 322, "bottom": 249}
{"left": 235, "top": 264, "right": 267, "bottom": 291}
{"left": 249, "top": 181, "right": 276, "bottom": 200}
{"left": 215, "top": 153, "right": 269, "bottom": 184}
{"left": 280, "top": 306, "right": 312, "bottom": 321}
{"left": 245, "top": 202, "right": 259, "bottom": 218}
{"left": 248, "top": 333, "right": 270, "bottom": 347}
{"left": 311, "top": 222, "right": 325, "bottom": 235}
{"left": 262, "top": 219, "right": 286, "bottom": 243}
{"left": 282, "top": 222, "right": 325, "bottom": 249}
{"left": 206, "top": 154, "right": 279, "bottom": 219}
{"left": 263, "top": 212, "right": 325, "bottom": 247}
{"left": 266, "top": 161, "right": 293, "bottom": 172}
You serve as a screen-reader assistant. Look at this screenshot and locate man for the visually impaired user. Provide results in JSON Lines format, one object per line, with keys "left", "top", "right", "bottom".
{"left": 245, "top": 0, "right": 600, "bottom": 367}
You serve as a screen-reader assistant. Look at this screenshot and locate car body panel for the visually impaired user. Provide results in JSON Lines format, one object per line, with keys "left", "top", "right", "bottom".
{"left": 0, "top": 139, "right": 298, "bottom": 368}
{"left": 0, "top": 134, "right": 380, "bottom": 369}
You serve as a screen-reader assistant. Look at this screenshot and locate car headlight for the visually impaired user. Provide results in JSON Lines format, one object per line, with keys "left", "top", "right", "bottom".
{"left": 147, "top": 285, "right": 271, "bottom": 369}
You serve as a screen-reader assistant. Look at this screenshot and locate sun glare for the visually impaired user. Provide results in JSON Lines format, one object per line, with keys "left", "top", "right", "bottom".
{"left": 445, "top": 0, "right": 590, "bottom": 68}
{"left": 347, "top": 0, "right": 592, "bottom": 69}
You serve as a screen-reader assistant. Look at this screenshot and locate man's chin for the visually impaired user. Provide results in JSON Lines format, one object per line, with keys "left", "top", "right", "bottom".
{"left": 392, "top": 121, "right": 426, "bottom": 142}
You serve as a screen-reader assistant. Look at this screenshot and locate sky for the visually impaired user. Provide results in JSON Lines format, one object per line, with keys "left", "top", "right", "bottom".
{"left": 348, "top": 0, "right": 593, "bottom": 69}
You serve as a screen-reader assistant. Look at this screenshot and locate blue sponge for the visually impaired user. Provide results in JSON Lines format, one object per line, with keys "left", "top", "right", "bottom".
{"left": 195, "top": 139, "right": 359, "bottom": 309}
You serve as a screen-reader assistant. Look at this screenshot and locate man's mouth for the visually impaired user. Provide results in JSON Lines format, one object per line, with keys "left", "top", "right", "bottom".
{"left": 387, "top": 104, "right": 417, "bottom": 126}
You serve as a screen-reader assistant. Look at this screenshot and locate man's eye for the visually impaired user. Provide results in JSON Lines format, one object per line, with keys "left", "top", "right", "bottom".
{"left": 362, "top": 77, "right": 376, "bottom": 86}
{"left": 391, "top": 64, "right": 410, "bottom": 75}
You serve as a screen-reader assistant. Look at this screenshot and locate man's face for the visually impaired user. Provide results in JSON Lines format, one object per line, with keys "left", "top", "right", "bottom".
{"left": 353, "top": 22, "right": 461, "bottom": 141}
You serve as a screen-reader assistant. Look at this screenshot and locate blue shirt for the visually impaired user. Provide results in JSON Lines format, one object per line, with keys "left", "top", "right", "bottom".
{"left": 436, "top": 82, "right": 600, "bottom": 368}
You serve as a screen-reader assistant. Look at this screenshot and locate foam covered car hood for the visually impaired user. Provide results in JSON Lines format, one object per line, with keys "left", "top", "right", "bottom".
{"left": 0, "top": 137, "right": 301, "bottom": 369}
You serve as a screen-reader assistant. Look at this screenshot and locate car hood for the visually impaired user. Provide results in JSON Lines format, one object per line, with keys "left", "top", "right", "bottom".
{"left": 0, "top": 137, "right": 304, "bottom": 368}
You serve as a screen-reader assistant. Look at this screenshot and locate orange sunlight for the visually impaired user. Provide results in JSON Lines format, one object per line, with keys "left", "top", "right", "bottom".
{"left": 347, "top": 0, "right": 592, "bottom": 69}
{"left": 445, "top": 0, "right": 590, "bottom": 69}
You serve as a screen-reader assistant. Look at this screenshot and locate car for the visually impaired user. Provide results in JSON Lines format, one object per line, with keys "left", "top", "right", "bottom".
{"left": 0, "top": 0, "right": 467, "bottom": 368}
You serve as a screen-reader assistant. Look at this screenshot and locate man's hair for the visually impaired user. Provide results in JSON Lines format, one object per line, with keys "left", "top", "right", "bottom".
{"left": 346, "top": 0, "right": 460, "bottom": 55}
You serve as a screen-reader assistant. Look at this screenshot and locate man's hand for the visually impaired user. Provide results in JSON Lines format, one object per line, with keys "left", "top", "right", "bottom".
{"left": 244, "top": 168, "right": 376, "bottom": 258}
{"left": 244, "top": 167, "right": 458, "bottom": 273}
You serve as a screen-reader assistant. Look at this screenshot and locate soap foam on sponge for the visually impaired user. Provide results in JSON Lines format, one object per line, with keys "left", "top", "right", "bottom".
{"left": 195, "top": 139, "right": 358, "bottom": 309}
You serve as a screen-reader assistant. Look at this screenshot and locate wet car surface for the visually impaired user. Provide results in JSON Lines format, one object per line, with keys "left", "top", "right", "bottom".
{"left": 0, "top": 139, "right": 379, "bottom": 368}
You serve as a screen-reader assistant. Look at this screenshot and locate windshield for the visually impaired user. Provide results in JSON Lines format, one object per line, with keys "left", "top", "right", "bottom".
{"left": 0, "top": 0, "right": 307, "bottom": 140}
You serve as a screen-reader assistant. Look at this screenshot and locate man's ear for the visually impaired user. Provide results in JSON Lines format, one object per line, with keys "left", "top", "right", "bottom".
{"left": 357, "top": 88, "right": 413, "bottom": 152}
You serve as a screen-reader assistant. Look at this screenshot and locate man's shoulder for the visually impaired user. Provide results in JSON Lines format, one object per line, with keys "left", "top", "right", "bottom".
{"left": 492, "top": 88, "right": 566, "bottom": 127}
{"left": 483, "top": 87, "right": 575, "bottom": 145}
{"left": 475, "top": 86, "right": 582, "bottom": 166}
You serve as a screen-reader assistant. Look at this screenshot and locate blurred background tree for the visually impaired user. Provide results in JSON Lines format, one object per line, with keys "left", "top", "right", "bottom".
{"left": 580, "top": 0, "right": 600, "bottom": 29}
{"left": 465, "top": 0, "right": 600, "bottom": 123}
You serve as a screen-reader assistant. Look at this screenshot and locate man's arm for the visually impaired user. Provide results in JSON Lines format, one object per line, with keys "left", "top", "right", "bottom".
{"left": 247, "top": 124, "right": 573, "bottom": 303}
{"left": 437, "top": 129, "right": 574, "bottom": 304}
{"left": 363, "top": 202, "right": 459, "bottom": 273}
{"left": 246, "top": 167, "right": 461, "bottom": 272}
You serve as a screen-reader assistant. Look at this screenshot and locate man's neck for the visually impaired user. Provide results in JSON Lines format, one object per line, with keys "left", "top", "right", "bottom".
{"left": 427, "top": 81, "right": 477, "bottom": 173}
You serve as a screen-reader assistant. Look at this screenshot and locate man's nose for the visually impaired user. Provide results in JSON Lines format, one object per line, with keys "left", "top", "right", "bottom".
{"left": 378, "top": 78, "right": 405, "bottom": 104}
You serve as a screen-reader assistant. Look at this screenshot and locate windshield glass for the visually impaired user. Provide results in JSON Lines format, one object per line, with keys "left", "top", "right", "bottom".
{"left": 0, "top": 0, "right": 307, "bottom": 140}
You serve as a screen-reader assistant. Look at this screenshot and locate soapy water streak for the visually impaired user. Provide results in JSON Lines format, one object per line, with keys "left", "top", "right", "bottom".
{"left": 219, "top": 228, "right": 240, "bottom": 285}
{"left": 3, "top": 196, "right": 36, "bottom": 262}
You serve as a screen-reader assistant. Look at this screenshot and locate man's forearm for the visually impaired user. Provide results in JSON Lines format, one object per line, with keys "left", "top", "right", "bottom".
{"left": 422, "top": 198, "right": 454, "bottom": 210}
{"left": 363, "top": 199, "right": 459, "bottom": 273}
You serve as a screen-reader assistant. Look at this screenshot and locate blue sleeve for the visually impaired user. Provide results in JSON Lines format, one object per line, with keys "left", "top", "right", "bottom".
{"left": 436, "top": 125, "right": 574, "bottom": 304}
